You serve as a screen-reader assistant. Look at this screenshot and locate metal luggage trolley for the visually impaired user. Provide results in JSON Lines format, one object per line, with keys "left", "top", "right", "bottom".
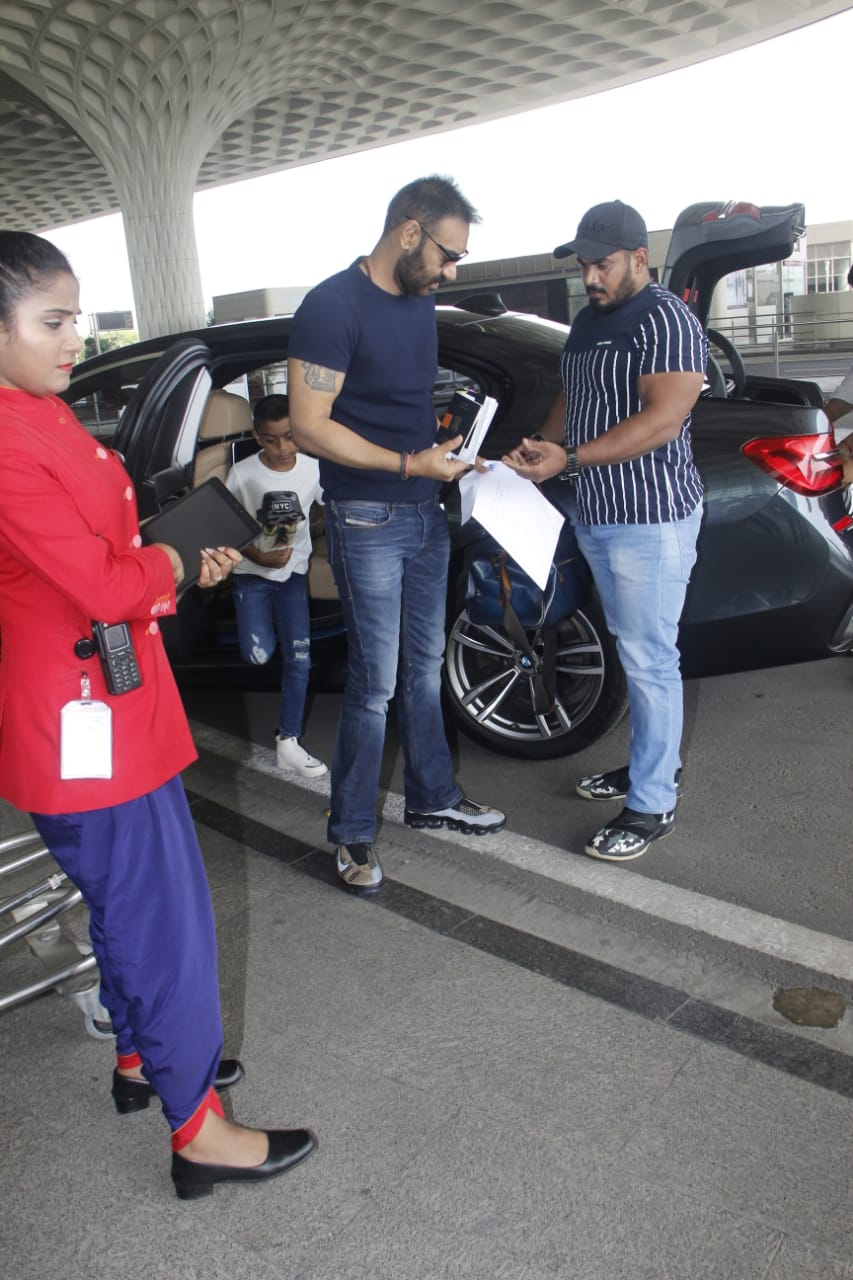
{"left": 0, "top": 829, "right": 112, "bottom": 1037}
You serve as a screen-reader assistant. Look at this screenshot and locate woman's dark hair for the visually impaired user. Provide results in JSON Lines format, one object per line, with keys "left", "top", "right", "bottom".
{"left": 0, "top": 231, "right": 75, "bottom": 327}
{"left": 253, "top": 392, "right": 290, "bottom": 428}
{"left": 383, "top": 175, "right": 481, "bottom": 236}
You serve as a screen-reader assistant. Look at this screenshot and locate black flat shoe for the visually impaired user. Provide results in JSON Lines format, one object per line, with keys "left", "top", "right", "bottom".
{"left": 171, "top": 1127, "right": 317, "bottom": 1200}
{"left": 112, "top": 1058, "right": 245, "bottom": 1115}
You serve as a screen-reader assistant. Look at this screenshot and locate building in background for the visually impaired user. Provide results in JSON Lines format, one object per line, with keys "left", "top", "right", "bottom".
{"left": 440, "top": 220, "right": 853, "bottom": 352}
{"left": 212, "top": 287, "right": 310, "bottom": 324}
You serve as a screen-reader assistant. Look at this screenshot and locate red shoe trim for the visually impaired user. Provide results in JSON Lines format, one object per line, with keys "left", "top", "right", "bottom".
{"left": 170, "top": 1086, "right": 224, "bottom": 1152}
{"left": 116, "top": 1051, "right": 143, "bottom": 1071}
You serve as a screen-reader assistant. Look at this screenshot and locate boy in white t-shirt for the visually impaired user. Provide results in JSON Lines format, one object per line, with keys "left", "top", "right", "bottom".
{"left": 225, "top": 394, "right": 328, "bottom": 778}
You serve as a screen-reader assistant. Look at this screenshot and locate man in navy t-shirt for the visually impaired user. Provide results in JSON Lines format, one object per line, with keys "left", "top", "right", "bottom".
{"left": 504, "top": 200, "right": 707, "bottom": 863}
{"left": 288, "top": 175, "right": 506, "bottom": 896}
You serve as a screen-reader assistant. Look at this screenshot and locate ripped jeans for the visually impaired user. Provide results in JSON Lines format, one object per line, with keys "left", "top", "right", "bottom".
{"left": 231, "top": 570, "right": 311, "bottom": 739}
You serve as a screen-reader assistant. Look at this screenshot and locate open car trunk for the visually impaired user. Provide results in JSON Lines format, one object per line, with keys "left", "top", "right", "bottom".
{"left": 661, "top": 200, "right": 806, "bottom": 329}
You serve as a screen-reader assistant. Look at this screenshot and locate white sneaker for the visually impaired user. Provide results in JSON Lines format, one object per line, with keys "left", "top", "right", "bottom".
{"left": 275, "top": 734, "right": 328, "bottom": 779}
{"left": 404, "top": 795, "right": 505, "bottom": 834}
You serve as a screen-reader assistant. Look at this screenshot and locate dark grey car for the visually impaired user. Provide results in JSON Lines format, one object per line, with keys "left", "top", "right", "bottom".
{"left": 65, "top": 201, "right": 853, "bottom": 759}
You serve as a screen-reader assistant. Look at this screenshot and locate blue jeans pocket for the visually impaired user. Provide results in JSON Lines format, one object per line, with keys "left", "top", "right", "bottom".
{"left": 337, "top": 502, "right": 392, "bottom": 530}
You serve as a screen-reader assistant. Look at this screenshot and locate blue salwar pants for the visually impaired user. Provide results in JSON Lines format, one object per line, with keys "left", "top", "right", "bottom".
{"left": 31, "top": 775, "right": 224, "bottom": 1134}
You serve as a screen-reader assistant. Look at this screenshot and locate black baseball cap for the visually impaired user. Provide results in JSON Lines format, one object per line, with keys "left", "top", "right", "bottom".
{"left": 553, "top": 200, "right": 648, "bottom": 259}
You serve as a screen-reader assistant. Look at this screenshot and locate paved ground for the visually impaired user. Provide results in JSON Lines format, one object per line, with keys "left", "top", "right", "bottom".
{"left": 2, "top": 704, "right": 851, "bottom": 1280}
{"left": 179, "top": 653, "right": 853, "bottom": 944}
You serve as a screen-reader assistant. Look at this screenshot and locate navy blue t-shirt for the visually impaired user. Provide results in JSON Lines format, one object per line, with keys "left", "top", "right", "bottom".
{"left": 563, "top": 282, "right": 706, "bottom": 525}
{"left": 288, "top": 261, "right": 439, "bottom": 502}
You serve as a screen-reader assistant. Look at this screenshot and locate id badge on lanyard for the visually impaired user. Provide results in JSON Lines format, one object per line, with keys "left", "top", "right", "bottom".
{"left": 60, "top": 672, "right": 112, "bottom": 779}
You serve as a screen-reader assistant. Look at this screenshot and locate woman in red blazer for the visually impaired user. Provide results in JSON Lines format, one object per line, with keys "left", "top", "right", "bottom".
{"left": 0, "top": 231, "right": 315, "bottom": 1199}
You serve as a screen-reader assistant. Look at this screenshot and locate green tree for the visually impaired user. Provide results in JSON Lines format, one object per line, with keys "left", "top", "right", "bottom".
{"left": 82, "top": 331, "right": 139, "bottom": 360}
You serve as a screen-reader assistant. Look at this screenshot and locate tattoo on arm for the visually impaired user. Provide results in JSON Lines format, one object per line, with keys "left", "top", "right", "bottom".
{"left": 300, "top": 361, "right": 337, "bottom": 392}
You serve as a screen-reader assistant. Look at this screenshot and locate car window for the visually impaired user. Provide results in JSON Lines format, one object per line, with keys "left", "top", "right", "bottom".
{"left": 69, "top": 349, "right": 484, "bottom": 451}
{"left": 246, "top": 360, "right": 288, "bottom": 400}
{"left": 67, "top": 352, "right": 167, "bottom": 441}
{"left": 67, "top": 380, "right": 136, "bottom": 441}
{"left": 431, "top": 365, "right": 482, "bottom": 411}
{"left": 244, "top": 359, "right": 474, "bottom": 408}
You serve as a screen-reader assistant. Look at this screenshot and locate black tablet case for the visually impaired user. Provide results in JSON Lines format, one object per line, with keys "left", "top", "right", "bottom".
{"left": 140, "top": 477, "right": 261, "bottom": 588}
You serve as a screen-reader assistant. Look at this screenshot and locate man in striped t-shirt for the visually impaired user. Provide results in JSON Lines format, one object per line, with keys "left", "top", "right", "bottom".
{"left": 504, "top": 200, "right": 707, "bottom": 863}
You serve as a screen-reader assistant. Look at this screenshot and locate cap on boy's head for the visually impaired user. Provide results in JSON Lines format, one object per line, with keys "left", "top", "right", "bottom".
{"left": 553, "top": 200, "right": 648, "bottom": 259}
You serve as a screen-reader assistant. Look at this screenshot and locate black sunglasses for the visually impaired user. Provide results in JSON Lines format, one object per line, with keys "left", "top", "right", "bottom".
{"left": 403, "top": 214, "right": 469, "bottom": 265}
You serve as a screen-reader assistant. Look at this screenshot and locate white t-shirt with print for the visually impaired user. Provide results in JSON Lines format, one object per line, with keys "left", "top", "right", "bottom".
{"left": 225, "top": 451, "right": 322, "bottom": 582}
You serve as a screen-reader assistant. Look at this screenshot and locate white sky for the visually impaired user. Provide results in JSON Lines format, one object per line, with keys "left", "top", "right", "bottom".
{"left": 46, "top": 7, "right": 852, "bottom": 323}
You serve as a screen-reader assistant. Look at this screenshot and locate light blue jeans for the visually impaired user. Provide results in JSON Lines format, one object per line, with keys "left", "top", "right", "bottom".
{"left": 325, "top": 496, "right": 462, "bottom": 845}
{"left": 572, "top": 504, "right": 702, "bottom": 814}
{"left": 231, "top": 571, "right": 311, "bottom": 739}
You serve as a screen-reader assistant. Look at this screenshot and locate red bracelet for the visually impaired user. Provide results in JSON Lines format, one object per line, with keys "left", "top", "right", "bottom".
{"left": 402, "top": 450, "right": 414, "bottom": 480}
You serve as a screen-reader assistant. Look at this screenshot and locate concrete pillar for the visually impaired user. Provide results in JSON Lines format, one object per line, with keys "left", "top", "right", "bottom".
{"left": 7, "top": 2, "right": 280, "bottom": 338}
{"left": 122, "top": 202, "right": 206, "bottom": 338}
{"left": 113, "top": 167, "right": 207, "bottom": 338}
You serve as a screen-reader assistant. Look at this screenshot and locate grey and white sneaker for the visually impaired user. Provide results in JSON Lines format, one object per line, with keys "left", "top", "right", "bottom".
{"left": 576, "top": 766, "right": 682, "bottom": 802}
{"left": 404, "top": 796, "right": 506, "bottom": 835}
{"left": 275, "top": 733, "right": 328, "bottom": 779}
{"left": 585, "top": 807, "right": 675, "bottom": 862}
{"left": 335, "top": 843, "right": 384, "bottom": 896}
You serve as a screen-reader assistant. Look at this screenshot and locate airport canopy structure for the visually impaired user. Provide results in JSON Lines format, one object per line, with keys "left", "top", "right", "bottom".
{"left": 2, "top": 0, "right": 848, "bottom": 337}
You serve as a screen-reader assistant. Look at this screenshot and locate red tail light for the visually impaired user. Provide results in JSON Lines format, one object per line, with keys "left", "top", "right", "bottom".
{"left": 741, "top": 432, "right": 844, "bottom": 496}
{"left": 701, "top": 202, "right": 761, "bottom": 222}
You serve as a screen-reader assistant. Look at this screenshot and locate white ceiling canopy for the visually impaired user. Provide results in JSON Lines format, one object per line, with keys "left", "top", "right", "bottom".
{"left": 2, "top": 0, "right": 848, "bottom": 233}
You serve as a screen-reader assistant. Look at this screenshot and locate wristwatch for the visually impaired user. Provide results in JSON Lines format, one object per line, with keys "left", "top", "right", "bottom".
{"left": 558, "top": 445, "right": 580, "bottom": 481}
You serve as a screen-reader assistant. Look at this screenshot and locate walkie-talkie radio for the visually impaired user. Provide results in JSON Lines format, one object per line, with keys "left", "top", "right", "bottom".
{"left": 91, "top": 621, "right": 143, "bottom": 695}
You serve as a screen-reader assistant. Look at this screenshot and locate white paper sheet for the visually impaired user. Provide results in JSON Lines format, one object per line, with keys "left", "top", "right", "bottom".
{"left": 459, "top": 462, "right": 563, "bottom": 589}
{"left": 459, "top": 467, "right": 478, "bottom": 526}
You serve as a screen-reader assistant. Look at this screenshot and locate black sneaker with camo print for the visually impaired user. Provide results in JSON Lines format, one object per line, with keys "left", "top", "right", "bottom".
{"left": 584, "top": 807, "right": 676, "bottom": 861}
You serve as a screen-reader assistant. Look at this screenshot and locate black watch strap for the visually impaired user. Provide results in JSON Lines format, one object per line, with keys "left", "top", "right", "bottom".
{"left": 559, "top": 445, "right": 580, "bottom": 481}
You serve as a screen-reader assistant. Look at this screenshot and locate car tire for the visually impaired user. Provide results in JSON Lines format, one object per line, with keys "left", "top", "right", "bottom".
{"left": 442, "top": 597, "right": 628, "bottom": 759}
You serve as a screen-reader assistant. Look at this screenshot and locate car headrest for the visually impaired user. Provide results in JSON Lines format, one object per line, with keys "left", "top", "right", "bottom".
{"left": 198, "top": 389, "right": 253, "bottom": 441}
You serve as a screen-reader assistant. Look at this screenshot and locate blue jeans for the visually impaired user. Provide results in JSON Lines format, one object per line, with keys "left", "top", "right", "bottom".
{"left": 231, "top": 571, "right": 311, "bottom": 739}
{"left": 325, "top": 497, "right": 461, "bottom": 845}
{"left": 572, "top": 504, "right": 702, "bottom": 814}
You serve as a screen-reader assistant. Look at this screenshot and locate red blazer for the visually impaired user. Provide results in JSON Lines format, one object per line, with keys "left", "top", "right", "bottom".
{"left": 0, "top": 390, "right": 197, "bottom": 814}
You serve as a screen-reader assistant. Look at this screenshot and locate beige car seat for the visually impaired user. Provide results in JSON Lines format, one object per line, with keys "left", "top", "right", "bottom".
{"left": 192, "top": 389, "right": 254, "bottom": 488}
{"left": 308, "top": 504, "right": 337, "bottom": 600}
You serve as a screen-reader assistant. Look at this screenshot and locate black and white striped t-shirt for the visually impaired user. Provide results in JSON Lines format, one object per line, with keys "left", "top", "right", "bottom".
{"left": 562, "top": 282, "right": 707, "bottom": 525}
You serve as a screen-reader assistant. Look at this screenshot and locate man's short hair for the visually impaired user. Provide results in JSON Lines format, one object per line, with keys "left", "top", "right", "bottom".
{"left": 848, "top": 263, "right": 853, "bottom": 289}
{"left": 383, "top": 175, "right": 481, "bottom": 235}
{"left": 253, "top": 393, "right": 289, "bottom": 428}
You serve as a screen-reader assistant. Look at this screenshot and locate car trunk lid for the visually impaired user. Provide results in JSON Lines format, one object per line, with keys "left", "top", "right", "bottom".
{"left": 661, "top": 200, "right": 806, "bottom": 328}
